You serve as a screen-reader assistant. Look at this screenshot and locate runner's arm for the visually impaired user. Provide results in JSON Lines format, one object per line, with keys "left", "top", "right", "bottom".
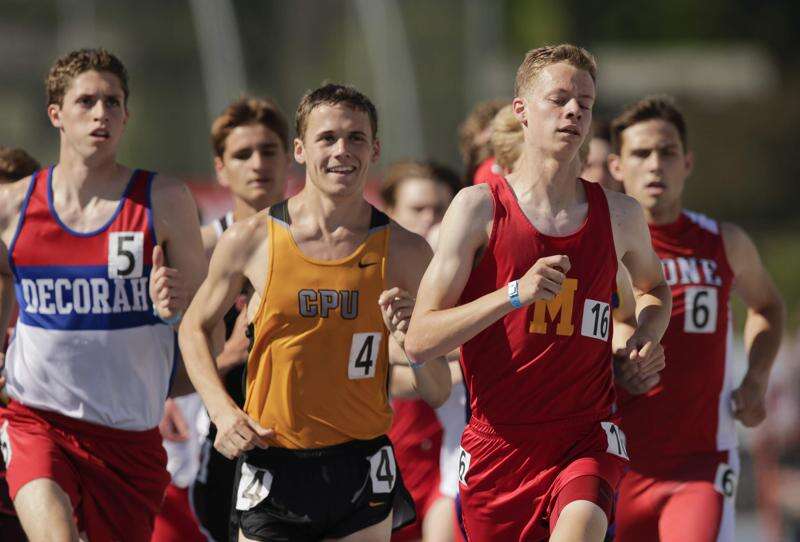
{"left": 179, "top": 223, "right": 253, "bottom": 418}
{"left": 384, "top": 225, "right": 451, "bottom": 407}
{"left": 614, "top": 194, "right": 672, "bottom": 346}
{"left": 151, "top": 177, "right": 210, "bottom": 396}
{"left": 723, "top": 222, "right": 785, "bottom": 427}
{"left": 405, "top": 186, "right": 507, "bottom": 362}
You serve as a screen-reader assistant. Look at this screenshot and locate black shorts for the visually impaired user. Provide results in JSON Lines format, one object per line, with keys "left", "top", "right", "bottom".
{"left": 191, "top": 434, "right": 238, "bottom": 542}
{"left": 233, "top": 435, "right": 415, "bottom": 541}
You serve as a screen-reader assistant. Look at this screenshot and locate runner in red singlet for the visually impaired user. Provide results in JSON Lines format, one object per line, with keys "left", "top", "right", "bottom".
{"left": 406, "top": 44, "right": 672, "bottom": 542}
{"left": 608, "top": 96, "right": 785, "bottom": 542}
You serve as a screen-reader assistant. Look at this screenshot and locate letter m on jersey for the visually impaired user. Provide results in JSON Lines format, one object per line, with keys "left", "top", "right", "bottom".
{"left": 528, "top": 278, "right": 578, "bottom": 336}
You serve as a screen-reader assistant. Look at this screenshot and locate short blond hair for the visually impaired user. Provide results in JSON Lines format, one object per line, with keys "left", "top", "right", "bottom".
{"left": 514, "top": 44, "right": 597, "bottom": 98}
{"left": 490, "top": 105, "right": 523, "bottom": 172}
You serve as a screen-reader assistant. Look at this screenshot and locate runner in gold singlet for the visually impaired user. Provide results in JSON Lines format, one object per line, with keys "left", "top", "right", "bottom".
{"left": 179, "top": 84, "right": 452, "bottom": 542}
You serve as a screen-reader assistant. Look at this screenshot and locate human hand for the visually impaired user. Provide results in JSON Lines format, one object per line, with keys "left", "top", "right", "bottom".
{"left": 517, "top": 255, "right": 571, "bottom": 305}
{"left": 379, "top": 287, "right": 415, "bottom": 350}
{"left": 149, "top": 244, "right": 188, "bottom": 323}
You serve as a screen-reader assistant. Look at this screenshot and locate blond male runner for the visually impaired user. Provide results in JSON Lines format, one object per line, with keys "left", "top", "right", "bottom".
{"left": 0, "top": 48, "right": 205, "bottom": 542}
{"left": 609, "top": 96, "right": 785, "bottom": 542}
{"left": 179, "top": 84, "right": 451, "bottom": 542}
{"left": 405, "top": 44, "right": 671, "bottom": 542}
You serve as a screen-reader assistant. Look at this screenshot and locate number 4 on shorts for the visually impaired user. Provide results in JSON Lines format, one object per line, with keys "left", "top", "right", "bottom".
{"left": 369, "top": 446, "right": 397, "bottom": 494}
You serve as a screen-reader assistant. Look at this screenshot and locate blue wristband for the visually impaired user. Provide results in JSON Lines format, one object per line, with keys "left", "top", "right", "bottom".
{"left": 508, "top": 280, "right": 523, "bottom": 309}
{"left": 153, "top": 306, "right": 182, "bottom": 326}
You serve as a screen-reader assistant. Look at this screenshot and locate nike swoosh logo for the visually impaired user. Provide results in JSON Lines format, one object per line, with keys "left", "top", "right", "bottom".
{"left": 359, "top": 261, "right": 378, "bottom": 268}
{"left": 368, "top": 500, "right": 385, "bottom": 507}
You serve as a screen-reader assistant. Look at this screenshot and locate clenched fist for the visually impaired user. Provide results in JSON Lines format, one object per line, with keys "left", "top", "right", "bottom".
{"left": 516, "top": 255, "right": 571, "bottom": 305}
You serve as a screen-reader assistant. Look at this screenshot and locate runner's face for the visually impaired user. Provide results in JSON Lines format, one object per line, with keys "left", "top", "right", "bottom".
{"left": 216, "top": 123, "right": 289, "bottom": 209}
{"left": 294, "top": 104, "right": 379, "bottom": 198}
{"left": 390, "top": 177, "right": 451, "bottom": 237}
{"left": 611, "top": 119, "right": 692, "bottom": 212}
{"left": 48, "top": 70, "right": 128, "bottom": 159}
{"left": 516, "top": 63, "right": 595, "bottom": 160}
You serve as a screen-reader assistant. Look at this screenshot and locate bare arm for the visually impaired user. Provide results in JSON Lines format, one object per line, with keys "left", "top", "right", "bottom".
{"left": 405, "top": 187, "right": 508, "bottom": 361}
{"left": 0, "top": 179, "right": 29, "bottom": 390}
{"left": 610, "top": 192, "right": 671, "bottom": 372}
{"left": 178, "top": 216, "right": 272, "bottom": 458}
{"left": 611, "top": 263, "right": 663, "bottom": 394}
{"left": 405, "top": 185, "right": 571, "bottom": 362}
{"left": 150, "top": 178, "right": 210, "bottom": 396}
{"left": 723, "top": 222, "right": 785, "bottom": 427}
{"left": 383, "top": 225, "right": 451, "bottom": 408}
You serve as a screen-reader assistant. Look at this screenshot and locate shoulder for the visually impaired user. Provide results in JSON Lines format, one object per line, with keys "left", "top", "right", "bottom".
{"left": 0, "top": 176, "right": 33, "bottom": 230}
{"left": 389, "top": 220, "right": 432, "bottom": 265}
{"left": 149, "top": 173, "right": 192, "bottom": 201}
{"left": 604, "top": 189, "right": 643, "bottom": 222}
{"left": 450, "top": 183, "right": 494, "bottom": 219}
{"left": 720, "top": 221, "right": 757, "bottom": 263}
{"left": 219, "top": 209, "right": 269, "bottom": 253}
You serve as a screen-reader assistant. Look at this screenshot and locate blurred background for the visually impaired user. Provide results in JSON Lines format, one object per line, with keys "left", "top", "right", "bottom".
{"left": 1, "top": 1, "right": 799, "bottom": 539}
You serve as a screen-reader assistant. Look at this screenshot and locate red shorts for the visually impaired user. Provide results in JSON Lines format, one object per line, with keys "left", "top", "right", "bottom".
{"left": 151, "top": 483, "right": 206, "bottom": 542}
{"left": 391, "top": 422, "right": 444, "bottom": 541}
{"left": 615, "top": 449, "right": 738, "bottom": 542}
{"left": 459, "top": 416, "right": 628, "bottom": 542}
{"left": 0, "top": 400, "right": 170, "bottom": 542}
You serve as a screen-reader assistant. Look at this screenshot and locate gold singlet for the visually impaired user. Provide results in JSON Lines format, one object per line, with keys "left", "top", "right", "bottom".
{"left": 244, "top": 201, "right": 393, "bottom": 449}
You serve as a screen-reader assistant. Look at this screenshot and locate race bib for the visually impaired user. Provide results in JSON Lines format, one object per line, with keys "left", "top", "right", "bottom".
{"left": 714, "top": 462, "right": 738, "bottom": 499}
{"left": 0, "top": 421, "right": 11, "bottom": 466}
{"left": 368, "top": 445, "right": 397, "bottom": 494}
{"left": 601, "top": 421, "right": 629, "bottom": 460}
{"left": 235, "top": 462, "right": 273, "bottom": 511}
{"left": 458, "top": 446, "right": 471, "bottom": 486}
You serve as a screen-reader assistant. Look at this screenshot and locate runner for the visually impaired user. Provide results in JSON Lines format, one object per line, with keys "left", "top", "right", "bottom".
{"left": 0, "top": 48, "right": 205, "bottom": 541}
{"left": 179, "top": 83, "right": 452, "bottom": 541}
{"left": 609, "top": 95, "right": 785, "bottom": 542}
{"left": 405, "top": 44, "right": 672, "bottom": 542}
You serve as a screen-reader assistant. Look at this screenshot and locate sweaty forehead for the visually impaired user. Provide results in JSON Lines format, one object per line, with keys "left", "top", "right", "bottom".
{"left": 622, "top": 119, "right": 682, "bottom": 150}
{"left": 531, "top": 63, "right": 595, "bottom": 99}
{"left": 306, "top": 104, "right": 372, "bottom": 135}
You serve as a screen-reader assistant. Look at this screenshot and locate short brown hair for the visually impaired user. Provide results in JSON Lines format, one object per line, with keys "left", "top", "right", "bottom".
{"left": 295, "top": 83, "right": 378, "bottom": 141}
{"left": 0, "top": 146, "right": 40, "bottom": 182}
{"left": 46, "top": 48, "right": 129, "bottom": 107}
{"left": 211, "top": 97, "right": 290, "bottom": 158}
{"left": 381, "top": 160, "right": 463, "bottom": 209}
{"left": 610, "top": 95, "right": 688, "bottom": 154}
{"left": 490, "top": 105, "right": 523, "bottom": 171}
{"left": 514, "top": 44, "right": 597, "bottom": 98}
{"left": 458, "top": 99, "right": 507, "bottom": 181}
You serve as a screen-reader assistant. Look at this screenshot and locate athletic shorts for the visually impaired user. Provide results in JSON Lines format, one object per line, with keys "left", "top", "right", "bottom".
{"left": 191, "top": 430, "right": 239, "bottom": 542}
{"left": 459, "top": 416, "right": 628, "bottom": 541}
{"left": 615, "top": 449, "right": 739, "bottom": 542}
{"left": 233, "top": 435, "right": 416, "bottom": 541}
{"left": 391, "top": 428, "right": 443, "bottom": 541}
{"left": 151, "top": 483, "right": 206, "bottom": 542}
{"left": 0, "top": 400, "right": 169, "bottom": 542}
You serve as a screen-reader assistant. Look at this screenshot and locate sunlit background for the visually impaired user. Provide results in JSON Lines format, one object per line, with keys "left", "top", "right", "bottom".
{"left": 2, "top": 1, "right": 799, "bottom": 540}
